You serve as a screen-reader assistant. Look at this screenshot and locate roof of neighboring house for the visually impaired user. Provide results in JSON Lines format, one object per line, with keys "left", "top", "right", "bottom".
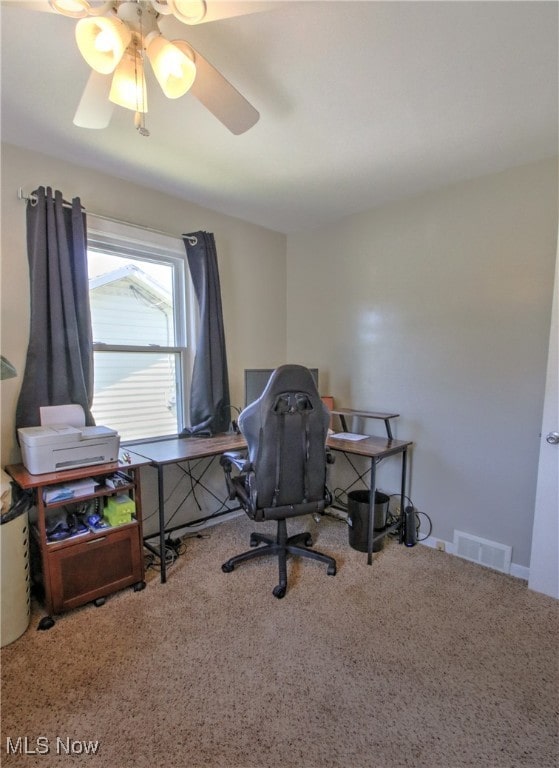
{"left": 89, "top": 264, "right": 171, "bottom": 308}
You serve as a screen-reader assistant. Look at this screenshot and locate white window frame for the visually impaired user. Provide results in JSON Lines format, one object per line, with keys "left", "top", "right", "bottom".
{"left": 87, "top": 215, "right": 197, "bottom": 443}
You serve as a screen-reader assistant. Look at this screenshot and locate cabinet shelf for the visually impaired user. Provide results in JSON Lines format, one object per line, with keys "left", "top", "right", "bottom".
{"left": 33, "top": 518, "right": 140, "bottom": 551}
{"left": 42, "top": 482, "right": 136, "bottom": 511}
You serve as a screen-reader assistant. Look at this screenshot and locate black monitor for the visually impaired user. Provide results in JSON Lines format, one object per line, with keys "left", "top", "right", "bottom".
{"left": 244, "top": 368, "right": 319, "bottom": 407}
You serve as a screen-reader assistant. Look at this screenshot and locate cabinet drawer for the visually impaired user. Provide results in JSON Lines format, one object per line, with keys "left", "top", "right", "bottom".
{"left": 48, "top": 525, "right": 143, "bottom": 613}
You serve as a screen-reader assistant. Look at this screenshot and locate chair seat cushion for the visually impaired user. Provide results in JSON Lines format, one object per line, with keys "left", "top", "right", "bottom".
{"left": 253, "top": 498, "right": 326, "bottom": 522}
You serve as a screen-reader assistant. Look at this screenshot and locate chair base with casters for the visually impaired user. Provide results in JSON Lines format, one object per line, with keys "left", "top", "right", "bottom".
{"left": 222, "top": 517, "right": 337, "bottom": 598}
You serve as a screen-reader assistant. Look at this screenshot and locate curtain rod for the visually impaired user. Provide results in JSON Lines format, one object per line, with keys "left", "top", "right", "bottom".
{"left": 17, "top": 188, "right": 198, "bottom": 246}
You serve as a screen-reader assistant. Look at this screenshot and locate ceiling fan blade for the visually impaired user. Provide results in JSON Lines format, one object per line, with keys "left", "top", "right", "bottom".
{"left": 191, "top": 1, "right": 280, "bottom": 25}
{"left": 0, "top": 1, "right": 57, "bottom": 10}
{"left": 3, "top": 0, "right": 279, "bottom": 18}
{"left": 73, "top": 70, "right": 114, "bottom": 129}
{"left": 5, "top": 0, "right": 112, "bottom": 12}
{"left": 176, "top": 43, "right": 259, "bottom": 134}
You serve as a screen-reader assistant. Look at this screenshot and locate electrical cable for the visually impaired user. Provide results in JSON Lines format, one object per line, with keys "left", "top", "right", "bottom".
{"left": 414, "top": 509, "right": 432, "bottom": 542}
{"left": 333, "top": 487, "right": 349, "bottom": 508}
{"left": 144, "top": 551, "right": 157, "bottom": 571}
{"left": 388, "top": 492, "right": 414, "bottom": 509}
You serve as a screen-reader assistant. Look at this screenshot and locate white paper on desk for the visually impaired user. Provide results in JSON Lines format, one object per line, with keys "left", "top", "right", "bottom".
{"left": 40, "top": 404, "right": 86, "bottom": 428}
{"left": 329, "top": 432, "right": 369, "bottom": 441}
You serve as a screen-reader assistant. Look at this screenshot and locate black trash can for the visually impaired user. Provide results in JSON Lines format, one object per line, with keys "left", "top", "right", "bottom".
{"left": 347, "top": 490, "right": 390, "bottom": 553}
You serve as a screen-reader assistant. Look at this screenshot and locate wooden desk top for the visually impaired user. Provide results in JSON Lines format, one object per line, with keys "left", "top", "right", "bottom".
{"left": 327, "top": 434, "right": 411, "bottom": 458}
{"left": 132, "top": 433, "right": 247, "bottom": 465}
{"left": 133, "top": 432, "right": 411, "bottom": 466}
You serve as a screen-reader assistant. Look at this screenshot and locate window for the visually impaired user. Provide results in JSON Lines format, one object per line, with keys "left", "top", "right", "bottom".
{"left": 87, "top": 217, "right": 195, "bottom": 442}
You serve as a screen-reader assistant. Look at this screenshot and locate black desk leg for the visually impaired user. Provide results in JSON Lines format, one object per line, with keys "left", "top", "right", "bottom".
{"left": 366, "top": 458, "right": 377, "bottom": 565}
{"left": 158, "top": 464, "right": 167, "bottom": 584}
{"left": 399, "top": 448, "right": 407, "bottom": 543}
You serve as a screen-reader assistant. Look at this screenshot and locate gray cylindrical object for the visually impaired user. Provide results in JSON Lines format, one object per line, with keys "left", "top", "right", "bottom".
{"left": 1, "top": 510, "right": 31, "bottom": 647}
{"left": 347, "top": 490, "right": 389, "bottom": 552}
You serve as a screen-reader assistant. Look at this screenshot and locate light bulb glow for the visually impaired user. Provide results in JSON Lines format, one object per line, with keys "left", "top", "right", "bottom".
{"left": 109, "top": 52, "right": 148, "bottom": 113}
{"left": 75, "top": 16, "right": 131, "bottom": 74}
{"left": 95, "top": 30, "right": 114, "bottom": 53}
{"left": 162, "top": 49, "right": 185, "bottom": 80}
{"left": 146, "top": 34, "right": 196, "bottom": 99}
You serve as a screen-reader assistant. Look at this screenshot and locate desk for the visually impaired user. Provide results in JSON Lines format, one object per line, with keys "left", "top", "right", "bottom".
{"left": 133, "top": 434, "right": 246, "bottom": 583}
{"left": 326, "top": 434, "right": 412, "bottom": 564}
{"left": 134, "top": 431, "right": 412, "bottom": 579}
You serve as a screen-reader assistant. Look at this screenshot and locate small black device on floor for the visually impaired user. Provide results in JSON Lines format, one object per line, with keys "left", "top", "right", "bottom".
{"left": 404, "top": 505, "right": 417, "bottom": 547}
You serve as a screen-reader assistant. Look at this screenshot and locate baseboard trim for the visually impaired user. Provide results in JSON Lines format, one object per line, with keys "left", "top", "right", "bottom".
{"left": 419, "top": 535, "right": 529, "bottom": 581}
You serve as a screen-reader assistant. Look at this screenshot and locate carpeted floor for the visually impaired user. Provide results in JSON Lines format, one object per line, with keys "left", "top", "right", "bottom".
{"left": 1, "top": 514, "right": 557, "bottom": 768}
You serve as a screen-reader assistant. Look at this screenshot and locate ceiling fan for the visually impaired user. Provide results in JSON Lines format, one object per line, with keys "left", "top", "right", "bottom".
{"left": 45, "top": 0, "right": 264, "bottom": 136}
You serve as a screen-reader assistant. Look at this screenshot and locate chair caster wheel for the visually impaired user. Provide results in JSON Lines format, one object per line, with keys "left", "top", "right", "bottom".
{"left": 133, "top": 581, "right": 146, "bottom": 592}
{"left": 327, "top": 564, "right": 337, "bottom": 576}
{"left": 222, "top": 561, "right": 234, "bottom": 573}
{"left": 273, "top": 585, "right": 286, "bottom": 599}
{"left": 93, "top": 597, "right": 106, "bottom": 607}
{"left": 37, "top": 616, "right": 55, "bottom": 631}
{"left": 303, "top": 534, "right": 313, "bottom": 547}
{"left": 249, "top": 535, "right": 259, "bottom": 547}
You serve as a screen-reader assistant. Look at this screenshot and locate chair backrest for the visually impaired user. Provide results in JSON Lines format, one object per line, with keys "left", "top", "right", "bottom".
{"left": 238, "top": 365, "right": 330, "bottom": 509}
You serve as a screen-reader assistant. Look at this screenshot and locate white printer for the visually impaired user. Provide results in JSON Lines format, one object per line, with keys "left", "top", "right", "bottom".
{"left": 18, "top": 404, "right": 121, "bottom": 475}
{"left": 18, "top": 424, "right": 120, "bottom": 475}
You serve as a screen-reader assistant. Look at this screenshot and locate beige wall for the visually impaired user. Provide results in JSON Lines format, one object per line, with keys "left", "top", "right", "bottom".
{"left": 2, "top": 142, "right": 557, "bottom": 566}
{"left": 286, "top": 158, "right": 558, "bottom": 568}
{"left": 1, "top": 142, "right": 287, "bottom": 473}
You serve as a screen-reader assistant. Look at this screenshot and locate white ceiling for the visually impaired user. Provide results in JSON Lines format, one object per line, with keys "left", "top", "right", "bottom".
{"left": 1, "top": 0, "right": 557, "bottom": 233}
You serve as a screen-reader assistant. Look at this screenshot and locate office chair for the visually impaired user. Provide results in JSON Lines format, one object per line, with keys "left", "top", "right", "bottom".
{"left": 220, "top": 364, "right": 337, "bottom": 598}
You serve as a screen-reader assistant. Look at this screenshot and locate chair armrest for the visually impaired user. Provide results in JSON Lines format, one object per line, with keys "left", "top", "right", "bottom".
{"left": 220, "top": 451, "right": 252, "bottom": 473}
{"left": 220, "top": 451, "right": 254, "bottom": 505}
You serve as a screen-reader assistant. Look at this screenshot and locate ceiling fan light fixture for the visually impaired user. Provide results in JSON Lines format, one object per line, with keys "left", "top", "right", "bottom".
{"left": 149, "top": 1, "right": 174, "bottom": 15}
{"left": 145, "top": 32, "right": 196, "bottom": 99}
{"left": 167, "top": 0, "right": 206, "bottom": 25}
{"left": 49, "top": 0, "right": 91, "bottom": 18}
{"left": 109, "top": 50, "right": 148, "bottom": 113}
{"left": 75, "top": 16, "right": 132, "bottom": 74}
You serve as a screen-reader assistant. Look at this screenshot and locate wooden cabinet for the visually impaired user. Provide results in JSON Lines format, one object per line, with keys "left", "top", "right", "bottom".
{"left": 5, "top": 455, "right": 149, "bottom": 629}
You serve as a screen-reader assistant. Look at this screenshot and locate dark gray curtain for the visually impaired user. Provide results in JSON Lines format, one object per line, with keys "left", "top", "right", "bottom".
{"left": 181, "top": 231, "right": 231, "bottom": 436}
{"left": 15, "top": 186, "right": 94, "bottom": 431}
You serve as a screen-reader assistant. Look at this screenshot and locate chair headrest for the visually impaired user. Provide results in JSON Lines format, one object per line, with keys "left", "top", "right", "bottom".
{"left": 258, "top": 365, "right": 319, "bottom": 403}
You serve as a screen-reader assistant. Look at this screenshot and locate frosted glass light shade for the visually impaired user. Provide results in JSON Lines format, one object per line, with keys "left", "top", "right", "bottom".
{"left": 109, "top": 53, "right": 148, "bottom": 113}
{"left": 49, "top": 0, "right": 90, "bottom": 18}
{"left": 167, "top": 0, "right": 206, "bottom": 24}
{"left": 75, "top": 16, "right": 132, "bottom": 74}
{"left": 145, "top": 33, "right": 196, "bottom": 99}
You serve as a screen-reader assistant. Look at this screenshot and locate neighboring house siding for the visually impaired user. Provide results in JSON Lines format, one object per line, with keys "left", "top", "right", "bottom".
{"left": 90, "top": 277, "right": 178, "bottom": 440}
{"left": 90, "top": 281, "right": 172, "bottom": 346}
{"left": 93, "top": 352, "right": 177, "bottom": 440}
